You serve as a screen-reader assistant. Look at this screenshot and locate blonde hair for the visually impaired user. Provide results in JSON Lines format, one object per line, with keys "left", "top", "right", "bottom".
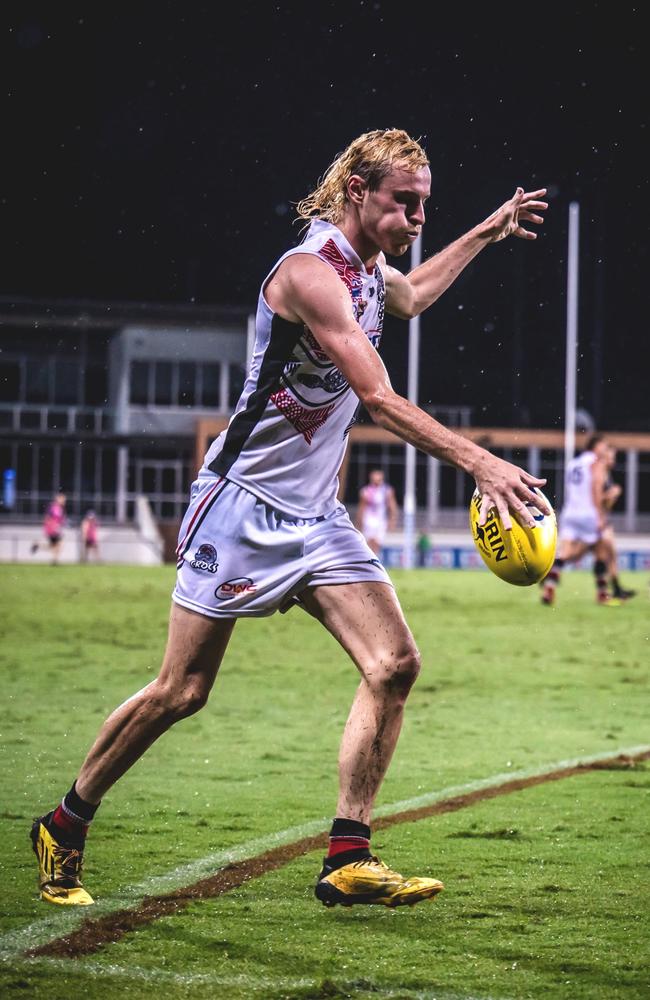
{"left": 294, "top": 128, "right": 429, "bottom": 225}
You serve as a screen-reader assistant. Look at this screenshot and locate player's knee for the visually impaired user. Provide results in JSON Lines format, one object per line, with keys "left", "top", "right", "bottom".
{"left": 174, "top": 681, "right": 210, "bottom": 719}
{"left": 382, "top": 645, "right": 421, "bottom": 700}
{"left": 151, "top": 679, "right": 209, "bottom": 721}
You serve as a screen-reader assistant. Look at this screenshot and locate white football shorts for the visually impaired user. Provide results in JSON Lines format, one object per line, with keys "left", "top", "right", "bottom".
{"left": 172, "top": 476, "right": 392, "bottom": 619}
{"left": 361, "top": 514, "right": 388, "bottom": 544}
{"left": 559, "top": 512, "right": 600, "bottom": 545}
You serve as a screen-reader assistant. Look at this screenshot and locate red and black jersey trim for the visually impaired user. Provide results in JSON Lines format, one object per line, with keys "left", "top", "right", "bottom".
{"left": 176, "top": 477, "right": 228, "bottom": 564}
{"left": 208, "top": 314, "right": 303, "bottom": 477}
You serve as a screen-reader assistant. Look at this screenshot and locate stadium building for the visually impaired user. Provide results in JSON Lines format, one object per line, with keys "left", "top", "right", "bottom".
{"left": 1, "top": 296, "right": 649, "bottom": 567}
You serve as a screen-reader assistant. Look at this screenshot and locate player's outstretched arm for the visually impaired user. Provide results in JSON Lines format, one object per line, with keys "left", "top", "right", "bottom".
{"left": 603, "top": 482, "right": 622, "bottom": 511}
{"left": 269, "top": 254, "right": 548, "bottom": 529}
{"left": 384, "top": 187, "right": 548, "bottom": 320}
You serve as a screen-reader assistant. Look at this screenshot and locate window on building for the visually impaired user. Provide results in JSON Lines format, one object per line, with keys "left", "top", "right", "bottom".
{"left": 84, "top": 363, "right": 108, "bottom": 406}
{"left": 202, "top": 363, "right": 221, "bottom": 407}
{"left": 141, "top": 465, "right": 156, "bottom": 493}
{"left": 19, "top": 410, "right": 41, "bottom": 430}
{"left": 53, "top": 359, "right": 80, "bottom": 405}
{"left": 16, "top": 444, "right": 34, "bottom": 493}
{"left": 47, "top": 411, "right": 69, "bottom": 431}
{"left": 101, "top": 449, "right": 117, "bottom": 493}
{"left": 178, "top": 362, "right": 196, "bottom": 407}
{"left": 154, "top": 361, "right": 173, "bottom": 405}
{"left": 0, "top": 361, "right": 21, "bottom": 402}
{"left": 0, "top": 445, "right": 12, "bottom": 478}
{"left": 81, "top": 447, "right": 97, "bottom": 495}
{"left": 37, "top": 446, "right": 55, "bottom": 494}
{"left": 130, "top": 361, "right": 149, "bottom": 404}
{"left": 161, "top": 466, "right": 176, "bottom": 493}
{"left": 128, "top": 357, "right": 238, "bottom": 409}
{"left": 25, "top": 359, "right": 50, "bottom": 403}
{"left": 59, "top": 446, "right": 76, "bottom": 492}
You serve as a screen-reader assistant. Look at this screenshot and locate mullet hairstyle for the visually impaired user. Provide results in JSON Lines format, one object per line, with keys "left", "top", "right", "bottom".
{"left": 586, "top": 433, "right": 605, "bottom": 451}
{"left": 294, "top": 128, "right": 429, "bottom": 225}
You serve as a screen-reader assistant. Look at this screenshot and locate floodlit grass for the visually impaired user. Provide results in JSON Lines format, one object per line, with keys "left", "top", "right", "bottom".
{"left": 1, "top": 564, "right": 649, "bottom": 998}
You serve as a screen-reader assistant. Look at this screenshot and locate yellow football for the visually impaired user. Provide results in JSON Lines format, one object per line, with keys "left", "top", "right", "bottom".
{"left": 469, "top": 487, "right": 557, "bottom": 586}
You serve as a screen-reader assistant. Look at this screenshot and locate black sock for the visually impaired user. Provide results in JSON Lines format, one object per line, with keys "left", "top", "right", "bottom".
{"left": 320, "top": 818, "right": 372, "bottom": 875}
{"left": 48, "top": 782, "right": 100, "bottom": 847}
{"left": 64, "top": 782, "right": 100, "bottom": 823}
{"left": 594, "top": 560, "right": 608, "bottom": 599}
{"left": 611, "top": 575, "right": 623, "bottom": 596}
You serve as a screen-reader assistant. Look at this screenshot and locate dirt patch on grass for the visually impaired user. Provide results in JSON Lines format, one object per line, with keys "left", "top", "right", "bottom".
{"left": 26, "top": 749, "right": 650, "bottom": 959}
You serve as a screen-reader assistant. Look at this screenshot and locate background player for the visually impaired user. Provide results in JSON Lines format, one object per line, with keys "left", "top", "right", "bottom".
{"left": 601, "top": 444, "right": 636, "bottom": 601}
{"left": 541, "top": 435, "right": 617, "bottom": 605}
{"left": 356, "top": 468, "right": 398, "bottom": 556}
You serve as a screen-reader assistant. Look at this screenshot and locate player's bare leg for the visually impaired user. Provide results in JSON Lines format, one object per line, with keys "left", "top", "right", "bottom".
{"left": 300, "top": 581, "right": 443, "bottom": 907}
{"left": 599, "top": 528, "right": 635, "bottom": 601}
{"left": 541, "top": 539, "right": 590, "bottom": 605}
{"left": 77, "top": 604, "right": 235, "bottom": 802}
{"left": 301, "top": 581, "right": 419, "bottom": 822}
{"left": 32, "top": 604, "right": 234, "bottom": 905}
{"left": 50, "top": 538, "right": 63, "bottom": 566}
{"left": 593, "top": 537, "right": 622, "bottom": 605}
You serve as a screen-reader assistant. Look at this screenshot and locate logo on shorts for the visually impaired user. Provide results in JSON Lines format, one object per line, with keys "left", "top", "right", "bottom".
{"left": 191, "top": 543, "right": 219, "bottom": 573}
{"left": 215, "top": 577, "right": 257, "bottom": 599}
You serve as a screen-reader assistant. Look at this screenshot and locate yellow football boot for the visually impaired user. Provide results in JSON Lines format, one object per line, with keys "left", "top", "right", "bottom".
{"left": 315, "top": 855, "right": 443, "bottom": 908}
{"left": 30, "top": 815, "right": 94, "bottom": 905}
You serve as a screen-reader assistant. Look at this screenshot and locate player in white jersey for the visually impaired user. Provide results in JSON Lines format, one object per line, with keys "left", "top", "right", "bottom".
{"left": 32, "top": 129, "right": 549, "bottom": 909}
{"left": 541, "top": 434, "right": 620, "bottom": 605}
{"left": 356, "top": 469, "right": 398, "bottom": 555}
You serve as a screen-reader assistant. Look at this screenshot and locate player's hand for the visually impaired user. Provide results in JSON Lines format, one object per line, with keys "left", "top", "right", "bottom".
{"left": 473, "top": 453, "right": 550, "bottom": 530}
{"left": 479, "top": 187, "right": 548, "bottom": 243}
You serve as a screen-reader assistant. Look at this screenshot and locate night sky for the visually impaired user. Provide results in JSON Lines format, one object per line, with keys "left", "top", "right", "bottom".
{"left": 3, "top": 4, "right": 647, "bottom": 429}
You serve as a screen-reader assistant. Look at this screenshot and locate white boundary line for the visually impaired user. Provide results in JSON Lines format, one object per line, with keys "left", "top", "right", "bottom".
{"left": 4, "top": 956, "right": 506, "bottom": 999}
{"left": 1, "top": 742, "right": 647, "bottom": 962}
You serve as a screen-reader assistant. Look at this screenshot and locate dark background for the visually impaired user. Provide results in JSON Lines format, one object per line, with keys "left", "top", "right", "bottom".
{"left": 3, "top": 4, "right": 647, "bottom": 429}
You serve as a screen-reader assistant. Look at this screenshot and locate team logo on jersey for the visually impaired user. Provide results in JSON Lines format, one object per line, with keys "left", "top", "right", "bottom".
{"left": 297, "top": 369, "right": 348, "bottom": 394}
{"left": 269, "top": 239, "right": 385, "bottom": 444}
{"left": 352, "top": 286, "right": 368, "bottom": 320}
{"left": 191, "top": 543, "right": 219, "bottom": 573}
{"left": 215, "top": 577, "right": 257, "bottom": 599}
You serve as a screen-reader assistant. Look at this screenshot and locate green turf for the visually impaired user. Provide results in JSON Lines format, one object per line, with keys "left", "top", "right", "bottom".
{"left": 1, "top": 565, "right": 649, "bottom": 998}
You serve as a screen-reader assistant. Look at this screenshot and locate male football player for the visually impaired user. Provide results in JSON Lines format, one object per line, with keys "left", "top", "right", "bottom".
{"left": 32, "top": 129, "right": 548, "bottom": 909}
{"left": 601, "top": 444, "right": 636, "bottom": 601}
{"left": 356, "top": 468, "right": 399, "bottom": 556}
{"left": 541, "top": 434, "right": 620, "bottom": 605}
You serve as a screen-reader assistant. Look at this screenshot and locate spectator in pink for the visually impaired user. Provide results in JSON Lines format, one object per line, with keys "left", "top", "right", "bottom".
{"left": 32, "top": 492, "right": 67, "bottom": 564}
{"left": 80, "top": 510, "right": 100, "bottom": 563}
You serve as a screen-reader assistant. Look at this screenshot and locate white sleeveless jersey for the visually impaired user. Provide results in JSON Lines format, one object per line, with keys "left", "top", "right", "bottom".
{"left": 360, "top": 483, "right": 391, "bottom": 521}
{"left": 203, "top": 220, "right": 386, "bottom": 518}
{"left": 563, "top": 450, "right": 597, "bottom": 516}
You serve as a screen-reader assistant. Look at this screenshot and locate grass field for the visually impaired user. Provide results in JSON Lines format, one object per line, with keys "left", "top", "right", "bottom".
{"left": 1, "top": 564, "right": 649, "bottom": 999}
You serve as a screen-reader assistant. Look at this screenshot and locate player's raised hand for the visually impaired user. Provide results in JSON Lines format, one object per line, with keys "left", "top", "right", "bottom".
{"left": 474, "top": 452, "right": 550, "bottom": 530}
{"left": 479, "top": 187, "right": 548, "bottom": 243}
